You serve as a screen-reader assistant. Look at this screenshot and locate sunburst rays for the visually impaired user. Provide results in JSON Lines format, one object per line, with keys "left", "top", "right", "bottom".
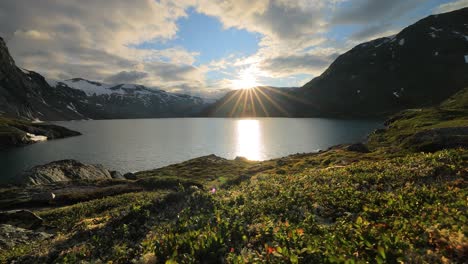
{"left": 211, "top": 86, "right": 314, "bottom": 117}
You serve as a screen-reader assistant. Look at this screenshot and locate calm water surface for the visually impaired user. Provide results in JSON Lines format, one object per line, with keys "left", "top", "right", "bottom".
{"left": 0, "top": 118, "right": 382, "bottom": 183}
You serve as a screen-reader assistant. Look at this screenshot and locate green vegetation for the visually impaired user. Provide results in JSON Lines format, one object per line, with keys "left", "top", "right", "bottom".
{"left": 368, "top": 88, "right": 468, "bottom": 152}
{"left": 1, "top": 89, "right": 467, "bottom": 263}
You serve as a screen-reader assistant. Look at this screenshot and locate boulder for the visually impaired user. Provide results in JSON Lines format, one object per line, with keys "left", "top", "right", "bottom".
{"left": 123, "top": 172, "right": 137, "bottom": 180}
{"left": 110, "top": 170, "right": 125, "bottom": 179}
{"left": 0, "top": 224, "right": 52, "bottom": 250}
{"left": 346, "top": 143, "right": 370, "bottom": 153}
{"left": 234, "top": 156, "right": 249, "bottom": 162}
{"left": 17, "top": 159, "right": 112, "bottom": 185}
{"left": 0, "top": 210, "right": 43, "bottom": 229}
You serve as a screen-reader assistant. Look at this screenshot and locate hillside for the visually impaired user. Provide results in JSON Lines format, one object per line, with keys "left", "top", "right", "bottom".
{"left": 1, "top": 88, "right": 466, "bottom": 263}
{"left": 0, "top": 38, "right": 208, "bottom": 121}
{"left": 204, "top": 8, "right": 468, "bottom": 118}
{"left": 298, "top": 7, "right": 468, "bottom": 117}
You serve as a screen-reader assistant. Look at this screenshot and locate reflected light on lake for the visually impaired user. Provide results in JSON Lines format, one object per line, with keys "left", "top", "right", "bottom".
{"left": 235, "top": 119, "right": 262, "bottom": 160}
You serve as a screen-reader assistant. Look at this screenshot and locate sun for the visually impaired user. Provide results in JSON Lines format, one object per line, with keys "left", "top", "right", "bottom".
{"left": 232, "top": 66, "right": 259, "bottom": 90}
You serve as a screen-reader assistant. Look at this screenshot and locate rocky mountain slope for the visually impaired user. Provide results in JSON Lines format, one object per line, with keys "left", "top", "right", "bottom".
{"left": 297, "top": 7, "right": 468, "bottom": 117}
{"left": 204, "top": 7, "right": 468, "bottom": 118}
{"left": 48, "top": 78, "right": 207, "bottom": 119}
{"left": 0, "top": 37, "right": 208, "bottom": 121}
{"left": 0, "top": 38, "right": 87, "bottom": 120}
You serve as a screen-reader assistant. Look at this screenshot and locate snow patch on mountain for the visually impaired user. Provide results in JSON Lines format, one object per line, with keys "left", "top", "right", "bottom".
{"left": 61, "top": 79, "right": 113, "bottom": 96}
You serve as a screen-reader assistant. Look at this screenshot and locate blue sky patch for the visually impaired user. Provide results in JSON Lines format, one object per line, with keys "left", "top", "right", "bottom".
{"left": 134, "top": 9, "right": 261, "bottom": 66}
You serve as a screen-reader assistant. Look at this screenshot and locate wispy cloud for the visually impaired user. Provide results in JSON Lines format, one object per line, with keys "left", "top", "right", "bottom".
{"left": 433, "top": 0, "right": 468, "bottom": 13}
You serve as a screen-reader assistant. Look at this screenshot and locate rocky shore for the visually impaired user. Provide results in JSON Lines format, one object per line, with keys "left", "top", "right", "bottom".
{"left": 0, "top": 117, "right": 81, "bottom": 149}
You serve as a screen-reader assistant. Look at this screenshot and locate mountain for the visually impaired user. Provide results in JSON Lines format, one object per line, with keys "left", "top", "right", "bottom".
{"left": 0, "top": 37, "right": 208, "bottom": 120}
{"left": 48, "top": 78, "right": 207, "bottom": 119}
{"left": 201, "top": 86, "right": 302, "bottom": 117}
{"left": 0, "top": 38, "right": 88, "bottom": 120}
{"left": 204, "top": 7, "right": 468, "bottom": 118}
{"left": 297, "top": 7, "right": 468, "bottom": 117}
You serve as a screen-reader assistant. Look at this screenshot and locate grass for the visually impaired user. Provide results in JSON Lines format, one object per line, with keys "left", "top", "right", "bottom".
{"left": 136, "top": 154, "right": 258, "bottom": 187}
{"left": 367, "top": 88, "right": 468, "bottom": 152}
{"left": 1, "top": 88, "right": 467, "bottom": 263}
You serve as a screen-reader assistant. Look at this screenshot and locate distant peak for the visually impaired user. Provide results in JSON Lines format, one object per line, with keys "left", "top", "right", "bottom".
{"left": 67, "top": 78, "right": 102, "bottom": 86}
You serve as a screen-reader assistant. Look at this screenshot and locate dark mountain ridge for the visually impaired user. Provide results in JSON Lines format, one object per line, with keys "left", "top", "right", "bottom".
{"left": 296, "top": 7, "right": 468, "bottom": 117}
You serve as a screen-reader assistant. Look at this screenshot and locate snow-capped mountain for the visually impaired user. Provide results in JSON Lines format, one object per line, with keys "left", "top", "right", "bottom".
{"left": 0, "top": 36, "right": 209, "bottom": 121}
{"left": 45, "top": 78, "right": 208, "bottom": 119}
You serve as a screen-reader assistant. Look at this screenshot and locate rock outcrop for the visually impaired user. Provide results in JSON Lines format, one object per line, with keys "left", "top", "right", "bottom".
{"left": 17, "top": 160, "right": 113, "bottom": 185}
{"left": 0, "top": 210, "right": 44, "bottom": 229}
{"left": 0, "top": 224, "right": 52, "bottom": 250}
{"left": 0, "top": 117, "right": 81, "bottom": 149}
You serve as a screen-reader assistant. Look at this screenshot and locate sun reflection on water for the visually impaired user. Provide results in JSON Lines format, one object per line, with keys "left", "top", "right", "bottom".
{"left": 235, "top": 119, "right": 262, "bottom": 160}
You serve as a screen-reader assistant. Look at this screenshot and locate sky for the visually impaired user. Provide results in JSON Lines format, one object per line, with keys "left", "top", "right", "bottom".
{"left": 0, "top": 0, "right": 467, "bottom": 98}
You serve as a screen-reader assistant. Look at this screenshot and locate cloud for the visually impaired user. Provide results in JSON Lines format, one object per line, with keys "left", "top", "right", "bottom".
{"left": 0, "top": 0, "right": 202, "bottom": 92}
{"left": 0, "top": 0, "right": 454, "bottom": 98}
{"left": 260, "top": 52, "right": 339, "bottom": 77}
{"left": 144, "top": 62, "right": 203, "bottom": 83}
{"left": 433, "top": 0, "right": 468, "bottom": 13}
{"left": 104, "top": 71, "right": 149, "bottom": 84}
{"left": 332, "top": 0, "right": 424, "bottom": 24}
{"left": 195, "top": 0, "right": 331, "bottom": 51}
{"left": 349, "top": 23, "right": 398, "bottom": 41}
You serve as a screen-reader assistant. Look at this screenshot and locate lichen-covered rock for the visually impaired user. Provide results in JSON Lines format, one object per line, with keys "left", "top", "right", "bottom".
{"left": 0, "top": 224, "right": 52, "bottom": 250}
{"left": 17, "top": 159, "right": 112, "bottom": 185}
{"left": 0, "top": 210, "right": 43, "bottom": 229}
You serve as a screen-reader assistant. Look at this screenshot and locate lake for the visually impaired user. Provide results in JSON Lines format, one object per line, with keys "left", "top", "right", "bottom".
{"left": 0, "top": 118, "right": 382, "bottom": 183}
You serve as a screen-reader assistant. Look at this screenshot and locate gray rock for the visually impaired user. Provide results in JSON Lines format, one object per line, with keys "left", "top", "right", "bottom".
{"left": 123, "top": 172, "right": 137, "bottom": 180}
{"left": 0, "top": 210, "right": 43, "bottom": 229}
{"left": 0, "top": 224, "right": 52, "bottom": 250}
{"left": 110, "top": 170, "right": 125, "bottom": 179}
{"left": 17, "top": 159, "right": 112, "bottom": 185}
